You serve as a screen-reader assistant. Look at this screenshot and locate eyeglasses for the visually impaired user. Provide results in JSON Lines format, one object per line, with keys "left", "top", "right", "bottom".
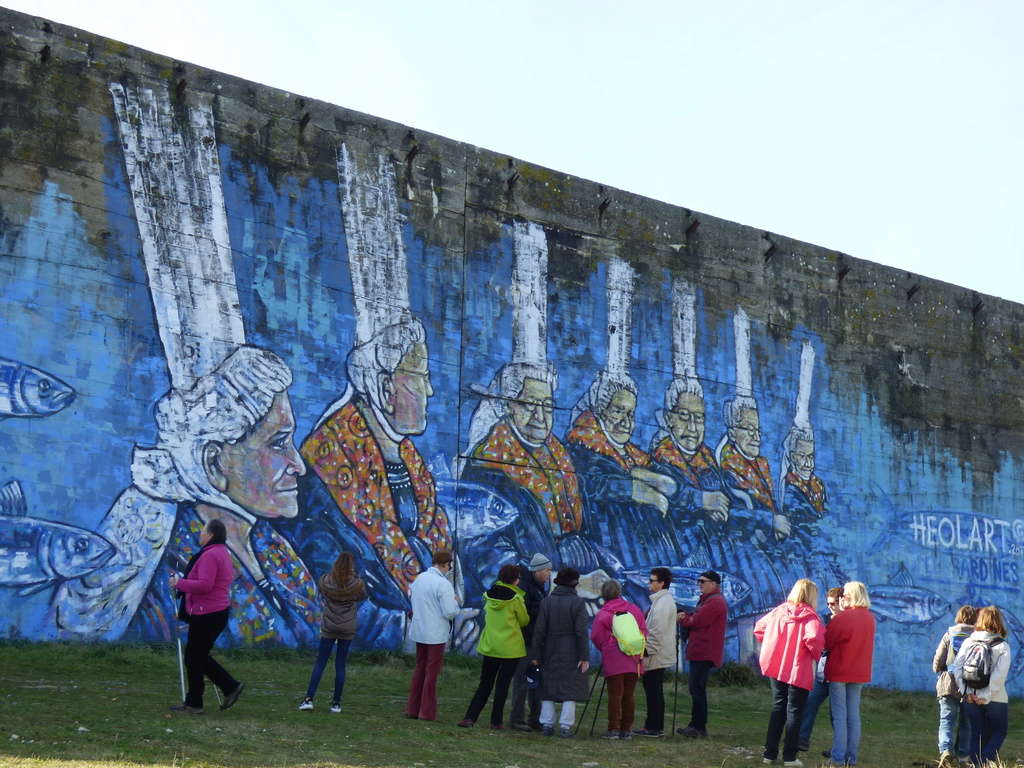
{"left": 696, "top": 578, "right": 710, "bottom": 584}
{"left": 648, "top": 577, "right": 660, "bottom": 583}
{"left": 826, "top": 601, "right": 838, "bottom": 607}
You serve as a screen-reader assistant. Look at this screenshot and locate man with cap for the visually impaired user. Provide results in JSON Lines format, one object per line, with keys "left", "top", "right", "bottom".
{"left": 676, "top": 570, "right": 728, "bottom": 738}
{"left": 510, "top": 553, "right": 553, "bottom": 731}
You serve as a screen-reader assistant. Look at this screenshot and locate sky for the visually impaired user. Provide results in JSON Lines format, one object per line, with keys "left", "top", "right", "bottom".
{"left": 11, "top": 0, "right": 1024, "bottom": 305}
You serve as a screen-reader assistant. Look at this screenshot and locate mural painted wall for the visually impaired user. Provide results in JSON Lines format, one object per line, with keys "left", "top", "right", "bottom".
{"left": 2, "top": 9, "right": 1023, "bottom": 692}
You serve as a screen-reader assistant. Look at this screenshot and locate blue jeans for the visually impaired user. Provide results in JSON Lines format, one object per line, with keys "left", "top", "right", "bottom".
{"left": 799, "top": 678, "right": 829, "bottom": 744}
{"left": 937, "top": 695, "right": 971, "bottom": 756}
{"left": 964, "top": 700, "right": 1008, "bottom": 766}
{"left": 305, "top": 637, "right": 352, "bottom": 703}
{"left": 829, "top": 682, "right": 863, "bottom": 765}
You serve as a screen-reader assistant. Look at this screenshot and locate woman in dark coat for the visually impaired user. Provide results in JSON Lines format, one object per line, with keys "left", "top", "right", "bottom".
{"left": 298, "top": 552, "right": 367, "bottom": 712}
{"left": 529, "top": 567, "right": 591, "bottom": 737}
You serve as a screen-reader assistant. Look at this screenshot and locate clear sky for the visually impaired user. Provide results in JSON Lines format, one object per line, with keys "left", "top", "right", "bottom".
{"left": 11, "top": 0, "right": 1024, "bottom": 305}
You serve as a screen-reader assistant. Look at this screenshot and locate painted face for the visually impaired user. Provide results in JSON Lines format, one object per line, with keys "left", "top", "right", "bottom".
{"left": 600, "top": 388, "right": 636, "bottom": 445}
{"left": 729, "top": 407, "right": 761, "bottom": 459}
{"left": 790, "top": 438, "right": 815, "bottom": 481}
{"left": 214, "top": 393, "right": 306, "bottom": 519}
{"left": 387, "top": 342, "right": 433, "bottom": 435}
{"left": 509, "top": 377, "right": 554, "bottom": 445}
{"left": 666, "top": 391, "right": 706, "bottom": 453}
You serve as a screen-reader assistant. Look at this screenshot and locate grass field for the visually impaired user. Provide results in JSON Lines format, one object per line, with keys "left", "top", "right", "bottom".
{"left": 0, "top": 643, "right": 1020, "bottom": 768}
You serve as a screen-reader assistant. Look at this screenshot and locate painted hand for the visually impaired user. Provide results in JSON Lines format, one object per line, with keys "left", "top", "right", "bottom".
{"left": 451, "top": 607, "right": 481, "bottom": 653}
{"left": 631, "top": 476, "right": 670, "bottom": 515}
{"left": 772, "top": 514, "right": 792, "bottom": 539}
{"left": 701, "top": 491, "right": 730, "bottom": 522}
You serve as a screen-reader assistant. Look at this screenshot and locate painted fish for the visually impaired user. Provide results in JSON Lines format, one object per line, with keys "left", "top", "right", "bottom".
{"left": 0, "top": 358, "right": 75, "bottom": 418}
{"left": 869, "top": 564, "right": 951, "bottom": 624}
{"left": 623, "top": 566, "right": 752, "bottom": 610}
{"left": 0, "top": 481, "right": 116, "bottom": 592}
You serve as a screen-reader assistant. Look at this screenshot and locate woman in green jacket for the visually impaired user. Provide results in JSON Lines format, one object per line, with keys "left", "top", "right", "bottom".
{"left": 458, "top": 563, "right": 530, "bottom": 728}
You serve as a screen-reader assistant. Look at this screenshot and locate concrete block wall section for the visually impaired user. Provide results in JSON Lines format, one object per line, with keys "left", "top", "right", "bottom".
{"left": 1, "top": 7, "right": 1022, "bottom": 690}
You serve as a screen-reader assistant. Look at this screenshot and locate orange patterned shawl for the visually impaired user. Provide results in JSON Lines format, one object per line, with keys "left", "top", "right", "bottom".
{"left": 651, "top": 437, "right": 717, "bottom": 486}
{"left": 719, "top": 441, "right": 777, "bottom": 513}
{"left": 565, "top": 410, "right": 651, "bottom": 471}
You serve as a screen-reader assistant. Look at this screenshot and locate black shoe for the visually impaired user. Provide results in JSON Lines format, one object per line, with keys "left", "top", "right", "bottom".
{"left": 220, "top": 682, "right": 244, "bottom": 711}
{"left": 169, "top": 704, "right": 204, "bottom": 714}
{"left": 797, "top": 741, "right": 809, "bottom": 752}
{"left": 510, "top": 722, "right": 533, "bottom": 732}
{"left": 677, "top": 725, "right": 707, "bottom": 738}
{"left": 633, "top": 728, "right": 663, "bottom": 738}
{"left": 601, "top": 730, "right": 619, "bottom": 740}
{"left": 822, "top": 751, "right": 832, "bottom": 759}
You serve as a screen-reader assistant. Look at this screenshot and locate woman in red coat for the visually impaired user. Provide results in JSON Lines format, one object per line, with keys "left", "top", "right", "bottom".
{"left": 824, "top": 581, "right": 876, "bottom": 766}
{"left": 754, "top": 578, "right": 825, "bottom": 766}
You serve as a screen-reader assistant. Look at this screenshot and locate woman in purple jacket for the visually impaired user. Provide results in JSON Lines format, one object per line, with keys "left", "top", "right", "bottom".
{"left": 169, "top": 518, "right": 244, "bottom": 713}
{"left": 590, "top": 579, "right": 648, "bottom": 740}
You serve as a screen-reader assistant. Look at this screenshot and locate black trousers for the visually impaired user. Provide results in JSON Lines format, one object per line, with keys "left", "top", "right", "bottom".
{"left": 764, "top": 678, "right": 810, "bottom": 762}
{"left": 184, "top": 609, "right": 238, "bottom": 708}
{"left": 688, "top": 660, "right": 714, "bottom": 730}
{"left": 642, "top": 667, "right": 666, "bottom": 731}
{"left": 510, "top": 656, "right": 541, "bottom": 726}
{"left": 464, "top": 656, "right": 520, "bottom": 725}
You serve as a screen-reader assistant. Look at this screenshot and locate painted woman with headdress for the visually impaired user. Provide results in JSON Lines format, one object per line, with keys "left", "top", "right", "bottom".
{"left": 461, "top": 221, "right": 593, "bottom": 572}
{"left": 564, "top": 258, "right": 679, "bottom": 571}
{"left": 279, "top": 146, "right": 451, "bottom": 650}
{"left": 55, "top": 84, "right": 318, "bottom": 645}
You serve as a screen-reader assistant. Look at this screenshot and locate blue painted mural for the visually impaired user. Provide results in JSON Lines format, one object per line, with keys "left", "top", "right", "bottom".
{"left": 0, "top": 80, "right": 1021, "bottom": 692}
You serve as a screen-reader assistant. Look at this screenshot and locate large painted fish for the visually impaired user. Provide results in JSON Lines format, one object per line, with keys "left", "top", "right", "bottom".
{"left": 0, "top": 481, "right": 116, "bottom": 593}
{"left": 869, "top": 563, "right": 951, "bottom": 624}
{"left": 0, "top": 358, "right": 76, "bottom": 418}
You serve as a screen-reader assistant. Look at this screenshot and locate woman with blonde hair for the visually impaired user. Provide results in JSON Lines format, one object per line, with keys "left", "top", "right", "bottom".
{"left": 951, "top": 605, "right": 1011, "bottom": 766}
{"left": 932, "top": 605, "right": 977, "bottom": 766}
{"left": 824, "top": 581, "right": 876, "bottom": 767}
{"left": 754, "top": 578, "right": 825, "bottom": 766}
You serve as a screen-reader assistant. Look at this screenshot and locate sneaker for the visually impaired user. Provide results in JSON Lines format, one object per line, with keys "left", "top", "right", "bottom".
{"left": 797, "top": 740, "right": 809, "bottom": 752}
{"left": 541, "top": 724, "right": 554, "bottom": 737}
{"left": 601, "top": 729, "right": 619, "bottom": 740}
{"left": 298, "top": 698, "right": 314, "bottom": 711}
{"left": 783, "top": 760, "right": 804, "bottom": 767}
{"left": 220, "top": 682, "right": 244, "bottom": 711}
{"left": 457, "top": 719, "right": 474, "bottom": 728}
{"left": 559, "top": 726, "right": 574, "bottom": 738}
{"left": 510, "top": 721, "right": 533, "bottom": 732}
{"left": 618, "top": 730, "right": 632, "bottom": 740}
{"left": 633, "top": 728, "right": 663, "bottom": 737}
{"left": 329, "top": 702, "right": 341, "bottom": 714}
{"left": 763, "top": 759, "right": 774, "bottom": 765}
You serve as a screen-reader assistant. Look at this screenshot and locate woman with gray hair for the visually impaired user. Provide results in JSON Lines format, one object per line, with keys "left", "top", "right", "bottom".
{"left": 590, "top": 578, "right": 648, "bottom": 739}
{"left": 56, "top": 345, "right": 319, "bottom": 646}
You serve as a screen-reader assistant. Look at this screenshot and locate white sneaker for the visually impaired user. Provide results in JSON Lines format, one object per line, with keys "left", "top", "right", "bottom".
{"left": 298, "top": 698, "right": 314, "bottom": 711}
{"left": 763, "top": 760, "right": 774, "bottom": 765}
{"left": 783, "top": 760, "right": 804, "bottom": 767}
{"left": 330, "top": 702, "right": 341, "bottom": 714}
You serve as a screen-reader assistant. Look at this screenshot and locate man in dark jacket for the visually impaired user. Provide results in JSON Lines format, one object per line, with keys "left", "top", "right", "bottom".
{"left": 676, "top": 569, "right": 728, "bottom": 738}
{"left": 510, "top": 553, "right": 553, "bottom": 731}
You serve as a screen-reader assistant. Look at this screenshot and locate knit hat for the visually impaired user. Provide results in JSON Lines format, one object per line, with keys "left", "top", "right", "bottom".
{"left": 553, "top": 567, "right": 580, "bottom": 587}
{"left": 699, "top": 570, "right": 721, "bottom": 584}
{"left": 528, "top": 553, "right": 553, "bottom": 572}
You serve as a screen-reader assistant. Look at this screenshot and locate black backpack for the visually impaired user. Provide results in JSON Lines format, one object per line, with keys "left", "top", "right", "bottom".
{"left": 960, "top": 637, "right": 1005, "bottom": 689}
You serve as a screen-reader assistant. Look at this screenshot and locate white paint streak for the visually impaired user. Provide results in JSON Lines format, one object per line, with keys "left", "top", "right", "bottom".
{"left": 794, "top": 341, "right": 815, "bottom": 429}
{"left": 109, "top": 83, "right": 244, "bottom": 391}
{"left": 672, "top": 277, "right": 697, "bottom": 379}
{"left": 336, "top": 144, "right": 410, "bottom": 346}
{"left": 733, "top": 307, "right": 752, "bottom": 398}
{"left": 510, "top": 221, "right": 548, "bottom": 366}
{"left": 605, "top": 257, "right": 635, "bottom": 377}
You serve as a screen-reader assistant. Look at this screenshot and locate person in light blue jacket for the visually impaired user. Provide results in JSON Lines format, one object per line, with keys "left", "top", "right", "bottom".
{"left": 404, "top": 550, "right": 460, "bottom": 720}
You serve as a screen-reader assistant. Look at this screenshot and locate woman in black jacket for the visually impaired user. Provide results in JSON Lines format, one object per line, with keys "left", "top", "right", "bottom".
{"left": 529, "top": 567, "right": 591, "bottom": 737}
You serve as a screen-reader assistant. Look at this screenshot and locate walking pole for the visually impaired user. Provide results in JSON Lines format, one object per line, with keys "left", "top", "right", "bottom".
{"left": 573, "top": 665, "right": 602, "bottom": 735}
{"left": 671, "top": 621, "right": 681, "bottom": 736}
{"left": 176, "top": 637, "right": 186, "bottom": 702}
{"left": 589, "top": 675, "right": 607, "bottom": 736}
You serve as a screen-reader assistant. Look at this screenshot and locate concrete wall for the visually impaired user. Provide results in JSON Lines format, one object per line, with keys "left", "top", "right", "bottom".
{"left": 1, "top": 8, "right": 1022, "bottom": 691}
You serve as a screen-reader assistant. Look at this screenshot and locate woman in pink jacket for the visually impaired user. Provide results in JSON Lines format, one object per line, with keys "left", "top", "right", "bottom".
{"left": 754, "top": 578, "right": 825, "bottom": 767}
{"left": 590, "top": 579, "right": 648, "bottom": 740}
{"left": 169, "top": 518, "right": 244, "bottom": 713}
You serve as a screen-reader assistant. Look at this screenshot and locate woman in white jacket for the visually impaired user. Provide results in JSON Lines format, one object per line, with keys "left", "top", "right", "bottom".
{"left": 634, "top": 567, "right": 677, "bottom": 737}
{"left": 951, "top": 605, "right": 1012, "bottom": 767}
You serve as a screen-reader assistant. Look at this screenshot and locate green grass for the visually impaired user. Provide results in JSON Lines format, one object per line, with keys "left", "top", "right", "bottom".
{"left": 0, "top": 643, "right": 1020, "bottom": 768}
